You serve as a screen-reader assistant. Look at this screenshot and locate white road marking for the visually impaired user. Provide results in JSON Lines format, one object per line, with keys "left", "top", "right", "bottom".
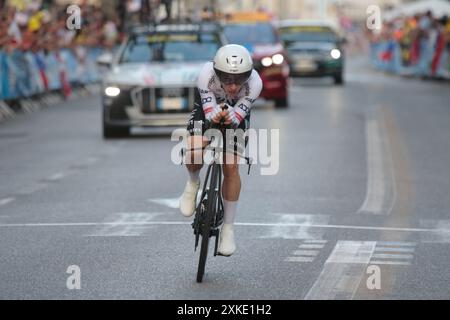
{"left": 285, "top": 257, "right": 315, "bottom": 262}
{"left": 86, "top": 212, "right": 166, "bottom": 236}
{"left": 0, "top": 197, "right": 15, "bottom": 207}
{"left": 0, "top": 220, "right": 449, "bottom": 234}
{"left": 45, "top": 173, "right": 66, "bottom": 181}
{"left": 149, "top": 190, "right": 202, "bottom": 209}
{"left": 261, "top": 213, "right": 330, "bottom": 239}
{"left": 149, "top": 197, "right": 181, "bottom": 209}
{"left": 371, "top": 253, "right": 414, "bottom": 259}
{"left": 299, "top": 244, "right": 325, "bottom": 249}
{"left": 304, "top": 241, "right": 377, "bottom": 300}
{"left": 293, "top": 250, "right": 320, "bottom": 256}
{"left": 420, "top": 219, "right": 450, "bottom": 243}
{"left": 326, "top": 241, "right": 376, "bottom": 264}
{"left": 374, "top": 247, "right": 415, "bottom": 253}
{"left": 286, "top": 240, "right": 327, "bottom": 263}
{"left": 369, "top": 241, "right": 416, "bottom": 266}
{"left": 357, "top": 117, "right": 396, "bottom": 215}
{"left": 0, "top": 221, "right": 190, "bottom": 227}
{"left": 377, "top": 241, "right": 416, "bottom": 246}
{"left": 303, "top": 239, "right": 328, "bottom": 244}
{"left": 369, "top": 260, "right": 412, "bottom": 266}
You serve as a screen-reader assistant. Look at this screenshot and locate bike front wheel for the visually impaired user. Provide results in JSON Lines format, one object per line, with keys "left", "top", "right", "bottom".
{"left": 196, "top": 163, "right": 219, "bottom": 283}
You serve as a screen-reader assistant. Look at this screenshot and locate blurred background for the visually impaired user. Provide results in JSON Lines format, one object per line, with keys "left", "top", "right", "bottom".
{"left": 0, "top": 0, "right": 449, "bottom": 107}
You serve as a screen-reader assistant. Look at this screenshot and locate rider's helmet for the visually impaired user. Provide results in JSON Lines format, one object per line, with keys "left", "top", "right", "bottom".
{"left": 213, "top": 44, "right": 253, "bottom": 85}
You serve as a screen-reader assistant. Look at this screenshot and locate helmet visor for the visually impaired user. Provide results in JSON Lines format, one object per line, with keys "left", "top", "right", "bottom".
{"left": 214, "top": 69, "right": 252, "bottom": 85}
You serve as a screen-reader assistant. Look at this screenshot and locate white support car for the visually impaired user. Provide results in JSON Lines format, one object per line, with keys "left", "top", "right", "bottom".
{"left": 99, "top": 23, "right": 226, "bottom": 138}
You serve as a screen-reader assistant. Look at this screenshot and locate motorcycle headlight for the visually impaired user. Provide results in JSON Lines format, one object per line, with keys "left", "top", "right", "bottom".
{"left": 104, "top": 86, "right": 121, "bottom": 97}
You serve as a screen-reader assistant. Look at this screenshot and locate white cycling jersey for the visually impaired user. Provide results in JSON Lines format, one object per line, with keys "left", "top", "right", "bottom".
{"left": 197, "top": 61, "right": 263, "bottom": 123}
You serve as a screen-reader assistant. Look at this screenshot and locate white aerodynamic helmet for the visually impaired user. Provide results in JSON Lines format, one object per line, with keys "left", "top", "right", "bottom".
{"left": 213, "top": 44, "right": 253, "bottom": 85}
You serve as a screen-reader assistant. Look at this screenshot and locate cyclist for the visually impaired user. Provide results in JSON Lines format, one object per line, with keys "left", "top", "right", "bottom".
{"left": 180, "top": 44, "right": 262, "bottom": 256}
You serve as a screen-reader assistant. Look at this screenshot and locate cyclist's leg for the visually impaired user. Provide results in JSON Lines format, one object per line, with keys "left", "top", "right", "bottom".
{"left": 222, "top": 115, "right": 250, "bottom": 204}
{"left": 180, "top": 95, "right": 209, "bottom": 217}
{"left": 218, "top": 115, "right": 250, "bottom": 255}
{"left": 185, "top": 96, "right": 210, "bottom": 172}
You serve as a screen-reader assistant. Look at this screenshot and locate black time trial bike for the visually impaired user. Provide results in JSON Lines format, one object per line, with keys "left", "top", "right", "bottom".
{"left": 180, "top": 106, "right": 252, "bottom": 283}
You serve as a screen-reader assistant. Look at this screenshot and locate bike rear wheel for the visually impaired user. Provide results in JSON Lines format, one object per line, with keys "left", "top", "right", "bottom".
{"left": 196, "top": 163, "right": 219, "bottom": 283}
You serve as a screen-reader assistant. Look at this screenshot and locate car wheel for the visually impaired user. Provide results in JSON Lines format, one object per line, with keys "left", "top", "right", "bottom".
{"left": 334, "top": 73, "right": 344, "bottom": 85}
{"left": 274, "top": 97, "right": 288, "bottom": 108}
{"left": 103, "top": 123, "right": 130, "bottom": 139}
{"left": 103, "top": 105, "right": 130, "bottom": 138}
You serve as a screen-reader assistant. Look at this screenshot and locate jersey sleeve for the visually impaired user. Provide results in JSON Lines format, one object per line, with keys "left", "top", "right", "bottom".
{"left": 197, "top": 62, "right": 218, "bottom": 117}
{"left": 234, "top": 71, "right": 263, "bottom": 123}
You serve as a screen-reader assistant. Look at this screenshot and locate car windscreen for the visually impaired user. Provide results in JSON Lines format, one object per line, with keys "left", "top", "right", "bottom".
{"left": 279, "top": 26, "right": 337, "bottom": 43}
{"left": 119, "top": 33, "right": 220, "bottom": 63}
{"left": 223, "top": 23, "right": 278, "bottom": 45}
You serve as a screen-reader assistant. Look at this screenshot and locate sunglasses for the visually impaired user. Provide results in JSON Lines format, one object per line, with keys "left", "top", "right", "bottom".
{"left": 215, "top": 69, "right": 251, "bottom": 85}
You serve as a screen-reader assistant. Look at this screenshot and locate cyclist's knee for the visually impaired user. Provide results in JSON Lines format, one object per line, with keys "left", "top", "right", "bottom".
{"left": 222, "top": 163, "right": 239, "bottom": 178}
{"left": 186, "top": 163, "right": 203, "bottom": 172}
{"left": 223, "top": 151, "right": 240, "bottom": 166}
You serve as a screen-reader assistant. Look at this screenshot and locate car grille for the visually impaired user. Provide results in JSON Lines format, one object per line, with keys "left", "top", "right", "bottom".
{"left": 290, "top": 49, "right": 330, "bottom": 60}
{"left": 130, "top": 87, "right": 196, "bottom": 114}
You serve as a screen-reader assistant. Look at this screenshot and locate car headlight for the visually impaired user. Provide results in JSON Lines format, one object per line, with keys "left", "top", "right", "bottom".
{"left": 261, "top": 54, "right": 284, "bottom": 67}
{"left": 272, "top": 54, "right": 284, "bottom": 65}
{"left": 105, "top": 86, "right": 121, "bottom": 97}
{"left": 330, "top": 49, "right": 341, "bottom": 59}
{"left": 261, "top": 57, "right": 273, "bottom": 67}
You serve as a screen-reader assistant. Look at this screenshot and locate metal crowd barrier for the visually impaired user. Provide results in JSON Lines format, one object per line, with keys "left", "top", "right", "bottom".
{"left": 0, "top": 47, "right": 109, "bottom": 101}
{"left": 370, "top": 40, "right": 450, "bottom": 79}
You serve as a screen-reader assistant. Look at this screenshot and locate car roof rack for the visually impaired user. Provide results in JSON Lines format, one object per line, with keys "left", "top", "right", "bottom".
{"left": 129, "top": 21, "right": 222, "bottom": 35}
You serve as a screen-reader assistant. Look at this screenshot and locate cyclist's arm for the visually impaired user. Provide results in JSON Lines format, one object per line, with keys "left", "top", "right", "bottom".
{"left": 233, "top": 71, "right": 263, "bottom": 124}
{"left": 197, "top": 63, "right": 219, "bottom": 118}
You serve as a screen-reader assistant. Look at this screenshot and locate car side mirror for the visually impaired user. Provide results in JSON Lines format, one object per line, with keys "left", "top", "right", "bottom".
{"left": 96, "top": 52, "right": 113, "bottom": 68}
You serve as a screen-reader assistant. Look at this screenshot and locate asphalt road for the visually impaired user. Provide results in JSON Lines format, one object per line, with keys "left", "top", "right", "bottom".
{"left": 1, "top": 56, "right": 450, "bottom": 300}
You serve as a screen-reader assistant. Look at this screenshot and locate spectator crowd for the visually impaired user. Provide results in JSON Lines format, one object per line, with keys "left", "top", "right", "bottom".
{"left": 0, "top": 1, "right": 121, "bottom": 102}
{"left": 369, "top": 10, "right": 450, "bottom": 79}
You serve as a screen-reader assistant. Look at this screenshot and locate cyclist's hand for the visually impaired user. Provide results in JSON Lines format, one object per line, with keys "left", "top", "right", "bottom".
{"left": 222, "top": 107, "right": 240, "bottom": 127}
{"left": 206, "top": 105, "right": 224, "bottom": 124}
{"left": 212, "top": 112, "right": 222, "bottom": 124}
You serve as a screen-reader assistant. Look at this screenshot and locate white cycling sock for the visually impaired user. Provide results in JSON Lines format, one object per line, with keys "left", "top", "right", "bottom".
{"left": 223, "top": 199, "right": 238, "bottom": 224}
{"left": 188, "top": 169, "right": 200, "bottom": 183}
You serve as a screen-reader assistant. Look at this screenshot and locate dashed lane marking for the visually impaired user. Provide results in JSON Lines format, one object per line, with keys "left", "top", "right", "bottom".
{"left": 368, "top": 241, "right": 416, "bottom": 266}
{"left": 292, "top": 250, "right": 320, "bottom": 256}
{"left": 0, "top": 197, "right": 16, "bottom": 207}
{"left": 44, "top": 172, "right": 66, "bottom": 182}
{"left": 285, "top": 240, "right": 328, "bottom": 263}
{"left": 298, "top": 244, "right": 326, "bottom": 249}
{"left": 285, "top": 257, "right": 315, "bottom": 262}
